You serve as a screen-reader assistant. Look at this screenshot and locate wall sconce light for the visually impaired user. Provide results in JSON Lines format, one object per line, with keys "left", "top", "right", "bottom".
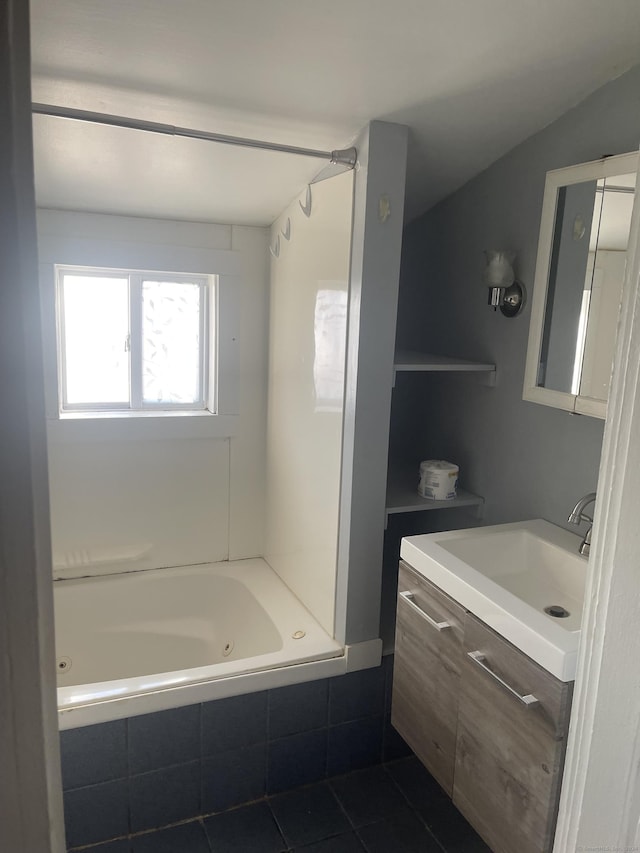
{"left": 483, "top": 249, "right": 526, "bottom": 317}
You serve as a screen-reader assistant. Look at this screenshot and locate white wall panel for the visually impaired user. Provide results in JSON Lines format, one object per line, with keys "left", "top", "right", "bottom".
{"left": 228, "top": 226, "right": 270, "bottom": 559}
{"left": 38, "top": 211, "right": 269, "bottom": 576}
{"left": 48, "top": 438, "right": 230, "bottom": 577}
{"left": 36, "top": 209, "right": 233, "bottom": 251}
{"left": 265, "top": 172, "right": 353, "bottom": 635}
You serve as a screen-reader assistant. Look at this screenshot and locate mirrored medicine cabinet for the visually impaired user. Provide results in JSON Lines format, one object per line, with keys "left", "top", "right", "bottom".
{"left": 523, "top": 150, "right": 639, "bottom": 418}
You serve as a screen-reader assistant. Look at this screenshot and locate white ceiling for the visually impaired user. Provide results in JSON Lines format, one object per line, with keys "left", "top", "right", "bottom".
{"left": 30, "top": 0, "right": 640, "bottom": 226}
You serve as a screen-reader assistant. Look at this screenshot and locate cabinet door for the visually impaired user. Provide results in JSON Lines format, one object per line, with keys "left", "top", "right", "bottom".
{"left": 391, "top": 561, "right": 466, "bottom": 795}
{"left": 454, "top": 615, "right": 573, "bottom": 853}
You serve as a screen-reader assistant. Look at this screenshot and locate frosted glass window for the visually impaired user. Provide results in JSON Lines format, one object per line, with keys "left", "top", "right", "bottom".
{"left": 56, "top": 267, "right": 210, "bottom": 413}
{"left": 142, "top": 280, "right": 202, "bottom": 404}
{"left": 61, "top": 274, "right": 130, "bottom": 405}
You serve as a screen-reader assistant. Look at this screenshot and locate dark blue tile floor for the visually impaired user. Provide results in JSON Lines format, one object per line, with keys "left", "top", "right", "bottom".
{"left": 66, "top": 757, "right": 490, "bottom": 853}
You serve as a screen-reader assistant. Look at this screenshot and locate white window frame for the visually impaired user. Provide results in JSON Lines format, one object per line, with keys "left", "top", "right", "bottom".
{"left": 55, "top": 265, "right": 214, "bottom": 415}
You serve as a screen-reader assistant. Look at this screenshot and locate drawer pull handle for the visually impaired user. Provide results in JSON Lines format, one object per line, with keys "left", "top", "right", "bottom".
{"left": 468, "top": 651, "right": 539, "bottom": 707}
{"left": 399, "top": 591, "right": 451, "bottom": 631}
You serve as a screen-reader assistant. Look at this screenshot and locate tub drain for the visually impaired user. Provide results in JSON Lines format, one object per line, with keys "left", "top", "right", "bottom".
{"left": 57, "top": 656, "right": 72, "bottom": 673}
{"left": 222, "top": 641, "right": 234, "bottom": 657}
{"left": 544, "top": 605, "right": 570, "bottom": 618}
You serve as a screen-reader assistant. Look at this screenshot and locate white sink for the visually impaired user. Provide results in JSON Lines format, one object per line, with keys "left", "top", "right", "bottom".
{"left": 400, "top": 519, "right": 586, "bottom": 681}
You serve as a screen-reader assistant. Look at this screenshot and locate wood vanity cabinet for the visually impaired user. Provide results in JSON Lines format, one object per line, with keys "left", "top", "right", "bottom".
{"left": 455, "top": 614, "right": 573, "bottom": 853}
{"left": 392, "top": 564, "right": 574, "bottom": 853}
{"left": 391, "top": 560, "right": 466, "bottom": 795}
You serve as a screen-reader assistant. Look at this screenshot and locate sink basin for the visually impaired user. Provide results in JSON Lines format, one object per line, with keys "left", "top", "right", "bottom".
{"left": 400, "top": 519, "right": 586, "bottom": 681}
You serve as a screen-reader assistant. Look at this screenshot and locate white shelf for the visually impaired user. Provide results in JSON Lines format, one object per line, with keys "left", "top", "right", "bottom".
{"left": 394, "top": 350, "right": 496, "bottom": 371}
{"left": 385, "top": 466, "right": 484, "bottom": 526}
{"left": 393, "top": 351, "right": 496, "bottom": 384}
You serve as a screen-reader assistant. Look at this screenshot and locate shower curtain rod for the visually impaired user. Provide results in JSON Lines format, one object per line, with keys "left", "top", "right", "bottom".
{"left": 31, "top": 103, "right": 357, "bottom": 170}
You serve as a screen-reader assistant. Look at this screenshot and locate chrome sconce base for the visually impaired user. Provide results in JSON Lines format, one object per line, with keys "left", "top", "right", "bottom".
{"left": 487, "top": 280, "right": 527, "bottom": 318}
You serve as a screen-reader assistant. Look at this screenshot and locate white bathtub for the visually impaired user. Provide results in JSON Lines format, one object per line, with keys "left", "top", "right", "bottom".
{"left": 55, "top": 558, "right": 345, "bottom": 729}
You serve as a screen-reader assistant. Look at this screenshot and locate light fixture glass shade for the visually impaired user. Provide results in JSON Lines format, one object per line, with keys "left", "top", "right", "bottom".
{"left": 483, "top": 250, "right": 515, "bottom": 288}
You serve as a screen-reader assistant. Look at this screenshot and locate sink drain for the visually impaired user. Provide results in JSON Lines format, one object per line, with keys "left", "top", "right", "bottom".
{"left": 544, "top": 605, "right": 570, "bottom": 618}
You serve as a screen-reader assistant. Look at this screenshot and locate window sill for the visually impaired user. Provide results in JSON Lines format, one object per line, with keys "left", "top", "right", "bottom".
{"left": 46, "top": 411, "right": 238, "bottom": 443}
{"left": 58, "top": 408, "right": 214, "bottom": 419}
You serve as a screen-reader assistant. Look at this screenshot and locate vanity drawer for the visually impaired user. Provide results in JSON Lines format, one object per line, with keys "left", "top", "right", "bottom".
{"left": 453, "top": 614, "right": 573, "bottom": 853}
{"left": 391, "top": 561, "right": 466, "bottom": 795}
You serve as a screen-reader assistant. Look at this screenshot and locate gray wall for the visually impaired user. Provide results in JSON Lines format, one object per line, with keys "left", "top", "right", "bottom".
{"left": 336, "top": 121, "right": 408, "bottom": 648}
{"left": 394, "top": 63, "right": 640, "bottom": 531}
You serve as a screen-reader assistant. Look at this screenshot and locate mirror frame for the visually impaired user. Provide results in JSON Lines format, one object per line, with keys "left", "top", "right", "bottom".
{"left": 523, "top": 150, "right": 639, "bottom": 419}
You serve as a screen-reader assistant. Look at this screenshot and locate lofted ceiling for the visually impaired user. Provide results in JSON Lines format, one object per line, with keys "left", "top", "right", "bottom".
{"left": 30, "top": 0, "right": 640, "bottom": 226}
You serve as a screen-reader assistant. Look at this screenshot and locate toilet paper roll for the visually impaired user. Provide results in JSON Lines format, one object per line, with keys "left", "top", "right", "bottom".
{"left": 418, "top": 460, "right": 459, "bottom": 500}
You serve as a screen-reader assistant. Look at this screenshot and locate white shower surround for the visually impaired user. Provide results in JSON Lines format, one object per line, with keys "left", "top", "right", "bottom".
{"left": 39, "top": 212, "right": 270, "bottom": 575}
{"left": 43, "top": 122, "right": 406, "bottom": 732}
{"left": 265, "top": 171, "right": 353, "bottom": 636}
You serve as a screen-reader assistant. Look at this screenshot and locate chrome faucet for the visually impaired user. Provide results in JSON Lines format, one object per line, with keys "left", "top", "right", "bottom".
{"left": 568, "top": 492, "right": 597, "bottom": 557}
